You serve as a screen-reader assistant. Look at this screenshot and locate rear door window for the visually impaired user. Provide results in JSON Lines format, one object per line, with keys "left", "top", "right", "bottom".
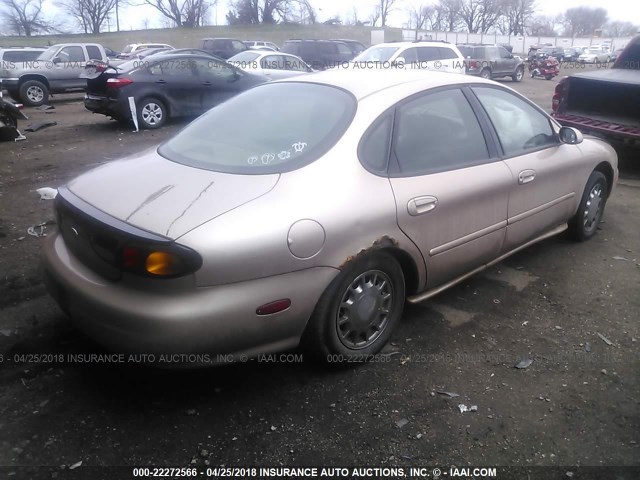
{"left": 86, "top": 46, "right": 102, "bottom": 60}
{"left": 391, "top": 88, "right": 490, "bottom": 176}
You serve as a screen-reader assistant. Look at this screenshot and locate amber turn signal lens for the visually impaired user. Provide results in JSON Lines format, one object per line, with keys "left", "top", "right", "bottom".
{"left": 145, "top": 251, "right": 181, "bottom": 276}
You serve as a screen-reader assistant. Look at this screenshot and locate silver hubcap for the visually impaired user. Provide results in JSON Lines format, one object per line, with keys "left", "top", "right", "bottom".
{"left": 482, "top": 70, "right": 490, "bottom": 79}
{"left": 26, "top": 86, "right": 44, "bottom": 102}
{"left": 516, "top": 69, "right": 523, "bottom": 80}
{"left": 583, "top": 184, "right": 603, "bottom": 232}
{"left": 336, "top": 270, "right": 393, "bottom": 349}
{"left": 141, "top": 103, "right": 163, "bottom": 125}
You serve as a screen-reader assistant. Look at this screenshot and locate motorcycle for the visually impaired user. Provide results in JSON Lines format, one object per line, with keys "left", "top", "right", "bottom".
{"left": 528, "top": 54, "right": 560, "bottom": 80}
{"left": 0, "top": 92, "right": 28, "bottom": 141}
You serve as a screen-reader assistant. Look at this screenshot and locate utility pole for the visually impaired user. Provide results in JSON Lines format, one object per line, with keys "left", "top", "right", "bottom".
{"left": 116, "top": 0, "right": 120, "bottom": 31}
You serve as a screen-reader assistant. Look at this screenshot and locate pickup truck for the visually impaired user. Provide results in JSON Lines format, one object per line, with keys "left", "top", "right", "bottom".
{"left": 0, "top": 43, "right": 108, "bottom": 106}
{"left": 552, "top": 35, "right": 640, "bottom": 147}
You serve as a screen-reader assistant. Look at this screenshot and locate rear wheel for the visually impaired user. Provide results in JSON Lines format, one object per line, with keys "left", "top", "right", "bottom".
{"left": 480, "top": 68, "right": 491, "bottom": 80}
{"left": 137, "top": 97, "right": 167, "bottom": 129}
{"left": 568, "top": 171, "right": 608, "bottom": 241}
{"left": 302, "top": 251, "right": 405, "bottom": 363}
{"left": 512, "top": 66, "right": 524, "bottom": 82}
{"left": 0, "top": 112, "right": 17, "bottom": 128}
{"left": 19, "top": 80, "right": 49, "bottom": 107}
{"left": 545, "top": 74, "right": 553, "bottom": 80}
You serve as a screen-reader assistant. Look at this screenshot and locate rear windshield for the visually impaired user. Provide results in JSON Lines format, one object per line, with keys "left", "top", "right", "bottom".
{"left": 228, "top": 51, "right": 261, "bottom": 62}
{"left": 158, "top": 82, "right": 356, "bottom": 174}
{"left": 354, "top": 46, "right": 399, "bottom": 62}
{"left": 122, "top": 45, "right": 134, "bottom": 54}
{"left": 457, "top": 46, "right": 473, "bottom": 57}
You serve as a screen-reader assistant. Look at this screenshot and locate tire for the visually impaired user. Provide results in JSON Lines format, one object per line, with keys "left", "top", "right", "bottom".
{"left": 606, "top": 56, "right": 611, "bottom": 63}
{"left": 545, "top": 75, "right": 553, "bottom": 80}
{"left": 6, "top": 89, "right": 20, "bottom": 102}
{"left": 568, "top": 171, "right": 608, "bottom": 242}
{"left": 512, "top": 66, "right": 524, "bottom": 82}
{"left": 19, "top": 80, "right": 49, "bottom": 107}
{"left": 302, "top": 251, "right": 405, "bottom": 363}
{"left": 137, "top": 97, "right": 167, "bottom": 129}
{"left": 0, "top": 112, "right": 17, "bottom": 128}
{"left": 480, "top": 68, "right": 491, "bottom": 80}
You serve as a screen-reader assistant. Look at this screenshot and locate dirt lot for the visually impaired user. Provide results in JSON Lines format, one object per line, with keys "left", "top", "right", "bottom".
{"left": 1, "top": 68, "right": 639, "bottom": 479}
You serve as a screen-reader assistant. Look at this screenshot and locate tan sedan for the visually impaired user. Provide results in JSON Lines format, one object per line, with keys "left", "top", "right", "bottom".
{"left": 42, "top": 70, "right": 618, "bottom": 365}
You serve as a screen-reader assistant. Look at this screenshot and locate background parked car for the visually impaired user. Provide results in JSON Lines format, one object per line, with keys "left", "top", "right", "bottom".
{"left": 244, "top": 40, "right": 279, "bottom": 51}
{"left": 199, "top": 38, "right": 248, "bottom": 59}
{"left": 228, "top": 51, "right": 312, "bottom": 79}
{"left": 457, "top": 44, "right": 524, "bottom": 81}
{"left": 578, "top": 46, "right": 611, "bottom": 63}
{"left": 83, "top": 54, "right": 266, "bottom": 129}
{"left": 329, "top": 39, "right": 367, "bottom": 55}
{"left": 0, "top": 46, "right": 46, "bottom": 64}
{"left": 104, "top": 47, "right": 120, "bottom": 59}
{"left": 562, "top": 47, "right": 583, "bottom": 62}
{"left": 281, "top": 39, "right": 355, "bottom": 70}
{"left": 0, "top": 43, "right": 108, "bottom": 106}
{"left": 117, "top": 43, "right": 172, "bottom": 59}
{"left": 352, "top": 41, "right": 465, "bottom": 74}
{"left": 609, "top": 48, "right": 625, "bottom": 63}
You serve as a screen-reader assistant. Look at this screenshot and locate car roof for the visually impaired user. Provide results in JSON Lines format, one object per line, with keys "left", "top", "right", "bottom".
{"left": 372, "top": 41, "right": 456, "bottom": 49}
{"left": 277, "top": 69, "right": 494, "bottom": 100}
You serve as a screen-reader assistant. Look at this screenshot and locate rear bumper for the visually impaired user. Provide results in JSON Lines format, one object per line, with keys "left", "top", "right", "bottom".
{"left": 84, "top": 94, "right": 130, "bottom": 119}
{"left": 42, "top": 232, "right": 339, "bottom": 362}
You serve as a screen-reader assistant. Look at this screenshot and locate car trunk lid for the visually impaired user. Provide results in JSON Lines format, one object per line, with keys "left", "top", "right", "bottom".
{"left": 66, "top": 148, "right": 280, "bottom": 239}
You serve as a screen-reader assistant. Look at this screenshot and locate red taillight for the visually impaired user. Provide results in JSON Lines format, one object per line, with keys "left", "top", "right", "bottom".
{"left": 470, "top": 60, "right": 478, "bottom": 69}
{"left": 552, "top": 77, "right": 568, "bottom": 112}
{"left": 256, "top": 299, "right": 291, "bottom": 316}
{"left": 106, "top": 77, "right": 133, "bottom": 88}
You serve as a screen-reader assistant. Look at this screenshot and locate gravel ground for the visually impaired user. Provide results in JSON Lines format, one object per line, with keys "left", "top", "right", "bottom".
{"left": 0, "top": 66, "right": 639, "bottom": 480}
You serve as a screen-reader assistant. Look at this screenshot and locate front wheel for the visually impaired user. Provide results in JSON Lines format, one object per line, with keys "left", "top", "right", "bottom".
{"left": 19, "top": 80, "right": 49, "bottom": 107}
{"left": 545, "top": 74, "right": 553, "bottom": 80}
{"left": 512, "top": 66, "right": 524, "bottom": 82}
{"left": 568, "top": 171, "right": 608, "bottom": 241}
{"left": 302, "top": 251, "right": 405, "bottom": 363}
{"left": 137, "top": 97, "right": 167, "bottom": 129}
{"left": 480, "top": 68, "right": 491, "bottom": 80}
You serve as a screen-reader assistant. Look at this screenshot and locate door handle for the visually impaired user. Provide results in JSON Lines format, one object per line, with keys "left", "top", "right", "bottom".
{"left": 155, "top": 79, "right": 167, "bottom": 84}
{"left": 407, "top": 196, "right": 438, "bottom": 216}
{"left": 518, "top": 169, "right": 536, "bottom": 185}
{"left": 202, "top": 82, "right": 212, "bottom": 86}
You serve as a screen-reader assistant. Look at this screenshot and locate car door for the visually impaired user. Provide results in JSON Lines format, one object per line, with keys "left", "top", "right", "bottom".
{"left": 497, "top": 46, "right": 516, "bottom": 75}
{"left": 259, "top": 54, "right": 288, "bottom": 79}
{"left": 386, "top": 87, "right": 512, "bottom": 288}
{"left": 194, "top": 59, "right": 248, "bottom": 110}
{"left": 470, "top": 86, "right": 587, "bottom": 250}
{"left": 50, "top": 46, "right": 86, "bottom": 90}
{"left": 147, "top": 59, "right": 201, "bottom": 116}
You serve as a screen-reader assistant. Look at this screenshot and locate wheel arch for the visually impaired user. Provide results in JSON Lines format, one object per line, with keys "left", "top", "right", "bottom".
{"left": 594, "top": 161, "right": 614, "bottom": 198}
{"left": 19, "top": 74, "right": 50, "bottom": 88}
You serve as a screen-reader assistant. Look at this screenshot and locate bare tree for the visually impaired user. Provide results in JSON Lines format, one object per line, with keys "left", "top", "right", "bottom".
{"left": 563, "top": 6, "right": 607, "bottom": 37}
{"left": 142, "top": 0, "right": 215, "bottom": 27}
{"left": 459, "top": 0, "right": 501, "bottom": 33}
{"left": 282, "top": 0, "right": 315, "bottom": 24}
{"left": 0, "top": 0, "right": 52, "bottom": 35}
{"left": 227, "top": 0, "right": 292, "bottom": 24}
{"left": 377, "top": 0, "right": 396, "bottom": 27}
{"left": 437, "top": 0, "right": 461, "bottom": 32}
{"left": 526, "top": 14, "right": 558, "bottom": 36}
{"left": 500, "top": 0, "right": 535, "bottom": 35}
{"left": 58, "top": 0, "right": 117, "bottom": 34}
{"left": 603, "top": 21, "right": 638, "bottom": 37}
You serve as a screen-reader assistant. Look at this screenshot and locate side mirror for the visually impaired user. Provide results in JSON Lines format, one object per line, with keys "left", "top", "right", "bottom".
{"left": 52, "top": 57, "right": 61, "bottom": 64}
{"left": 559, "top": 126, "right": 583, "bottom": 145}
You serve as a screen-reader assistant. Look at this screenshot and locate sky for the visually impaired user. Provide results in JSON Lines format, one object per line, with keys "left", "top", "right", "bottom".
{"left": 39, "top": 0, "right": 640, "bottom": 33}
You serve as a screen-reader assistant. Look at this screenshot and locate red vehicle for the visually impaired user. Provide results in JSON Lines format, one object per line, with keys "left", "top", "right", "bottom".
{"left": 528, "top": 53, "right": 560, "bottom": 80}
